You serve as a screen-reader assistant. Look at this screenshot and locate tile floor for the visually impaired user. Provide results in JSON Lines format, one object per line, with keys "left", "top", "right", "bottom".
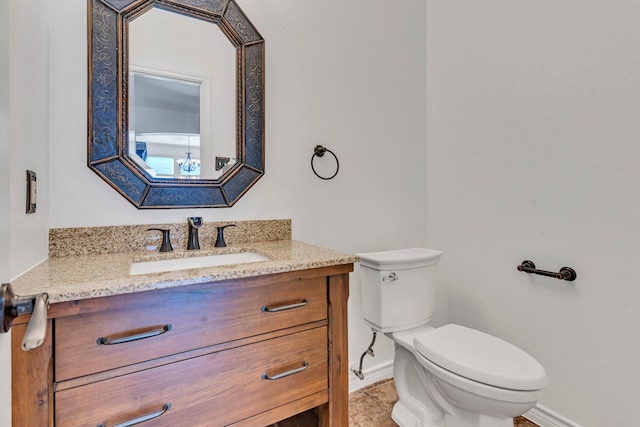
{"left": 274, "top": 379, "right": 540, "bottom": 426}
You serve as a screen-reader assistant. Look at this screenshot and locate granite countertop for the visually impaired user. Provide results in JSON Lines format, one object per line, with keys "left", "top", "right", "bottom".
{"left": 11, "top": 240, "right": 358, "bottom": 304}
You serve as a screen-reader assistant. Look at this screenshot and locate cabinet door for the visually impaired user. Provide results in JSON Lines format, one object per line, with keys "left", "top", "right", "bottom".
{"left": 55, "top": 277, "right": 327, "bottom": 381}
{"left": 55, "top": 327, "right": 328, "bottom": 427}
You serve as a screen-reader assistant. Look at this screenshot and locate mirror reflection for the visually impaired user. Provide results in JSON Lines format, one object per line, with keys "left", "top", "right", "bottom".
{"left": 128, "top": 7, "right": 236, "bottom": 179}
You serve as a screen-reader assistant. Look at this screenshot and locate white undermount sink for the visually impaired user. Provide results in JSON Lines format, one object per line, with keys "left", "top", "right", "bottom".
{"left": 130, "top": 252, "right": 270, "bottom": 275}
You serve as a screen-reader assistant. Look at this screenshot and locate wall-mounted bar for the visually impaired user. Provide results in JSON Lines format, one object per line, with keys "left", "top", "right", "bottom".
{"left": 517, "top": 260, "right": 577, "bottom": 281}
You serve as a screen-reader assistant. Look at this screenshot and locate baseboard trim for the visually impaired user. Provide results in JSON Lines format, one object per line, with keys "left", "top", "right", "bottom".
{"left": 348, "top": 360, "right": 393, "bottom": 393}
{"left": 525, "top": 404, "right": 583, "bottom": 427}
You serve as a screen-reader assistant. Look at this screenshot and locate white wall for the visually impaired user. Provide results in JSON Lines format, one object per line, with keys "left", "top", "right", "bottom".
{"left": 427, "top": 1, "right": 640, "bottom": 425}
{"left": 48, "top": 0, "right": 427, "bottom": 389}
{"left": 8, "top": 0, "right": 50, "bottom": 279}
{"left": 2, "top": 0, "right": 51, "bottom": 424}
{"left": 0, "top": 1, "right": 11, "bottom": 423}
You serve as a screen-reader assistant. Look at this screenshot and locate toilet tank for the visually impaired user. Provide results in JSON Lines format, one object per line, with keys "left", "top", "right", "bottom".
{"left": 357, "top": 248, "right": 443, "bottom": 333}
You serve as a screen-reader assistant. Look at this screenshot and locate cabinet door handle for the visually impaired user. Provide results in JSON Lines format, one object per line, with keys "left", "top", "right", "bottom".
{"left": 261, "top": 299, "right": 308, "bottom": 313}
{"left": 262, "top": 361, "right": 309, "bottom": 380}
{"left": 97, "top": 402, "right": 171, "bottom": 427}
{"left": 97, "top": 324, "right": 172, "bottom": 346}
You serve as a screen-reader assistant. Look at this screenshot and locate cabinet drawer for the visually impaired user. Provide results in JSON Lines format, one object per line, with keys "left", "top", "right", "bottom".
{"left": 55, "top": 277, "right": 327, "bottom": 381}
{"left": 55, "top": 327, "right": 328, "bottom": 427}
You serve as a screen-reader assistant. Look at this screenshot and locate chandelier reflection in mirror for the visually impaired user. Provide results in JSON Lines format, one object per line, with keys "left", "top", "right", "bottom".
{"left": 177, "top": 138, "right": 201, "bottom": 174}
{"left": 132, "top": 133, "right": 202, "bottom": 177}
{"left": 130, "top": 70, "right": 204, "bottom": 178}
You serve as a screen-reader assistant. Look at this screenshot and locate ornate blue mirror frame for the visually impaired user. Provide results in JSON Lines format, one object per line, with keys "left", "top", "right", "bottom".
{"left": 88, "top": 0, "right": 264, "bottom": 208}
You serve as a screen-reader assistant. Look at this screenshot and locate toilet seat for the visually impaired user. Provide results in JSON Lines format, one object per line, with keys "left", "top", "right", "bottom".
{"left": 414, "top": 324, "right": 548, "bottom": 391}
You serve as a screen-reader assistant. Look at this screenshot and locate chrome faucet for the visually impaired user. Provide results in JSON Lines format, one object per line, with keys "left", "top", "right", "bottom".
{"left": 187, "top": 217, "right": 203, "bottom": 250}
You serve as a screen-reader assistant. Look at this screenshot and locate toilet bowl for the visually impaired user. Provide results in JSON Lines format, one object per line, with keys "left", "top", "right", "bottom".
{"left": 357, "top": 248, "right": 548, "bottom": 427}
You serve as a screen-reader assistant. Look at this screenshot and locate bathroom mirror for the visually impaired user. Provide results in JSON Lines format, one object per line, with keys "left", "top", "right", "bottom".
{"left": 128, "top": 7, "right": 236, "bottom": 180}
{"left": 88, "top": 0, "right": 264, "bottom": 208}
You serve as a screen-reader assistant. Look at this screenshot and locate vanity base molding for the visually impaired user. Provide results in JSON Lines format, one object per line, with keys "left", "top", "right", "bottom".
{"left": 12, "top": 264, "right": 352, "bottom": 427}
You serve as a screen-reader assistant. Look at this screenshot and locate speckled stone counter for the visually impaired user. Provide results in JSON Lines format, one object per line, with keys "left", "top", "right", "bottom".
{"left": 12, "top": 220, "right": 357, "bottom": 304}
{"left": 49, "top": 219, "right": 293, "bottom": 257}
{"left": 13, "top": 240, "right": 357, "bottom": 304}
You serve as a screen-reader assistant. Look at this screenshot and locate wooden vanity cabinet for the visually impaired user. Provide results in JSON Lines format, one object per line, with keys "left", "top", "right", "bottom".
{"left": 12, "top": 264, "right": 352, "bottom": 427}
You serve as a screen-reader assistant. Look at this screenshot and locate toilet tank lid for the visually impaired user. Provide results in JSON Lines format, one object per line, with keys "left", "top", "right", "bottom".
{"left": 357, "top": 248, "right": 443, "bottom": 270}
{"left": 414, "top": 324, "right": 549, "bottom": 391}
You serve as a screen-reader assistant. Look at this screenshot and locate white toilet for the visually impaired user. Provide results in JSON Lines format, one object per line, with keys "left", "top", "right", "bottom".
{"left": 357, "top": 248, "right": 548, "bottom": 427}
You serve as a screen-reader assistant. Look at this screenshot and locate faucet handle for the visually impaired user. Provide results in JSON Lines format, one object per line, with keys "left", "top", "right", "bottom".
{"left": 147, "top": 228, "right": 173, "bottom": 252}
{"left": 214, "top": 224, "right": 236, "bottom": 248}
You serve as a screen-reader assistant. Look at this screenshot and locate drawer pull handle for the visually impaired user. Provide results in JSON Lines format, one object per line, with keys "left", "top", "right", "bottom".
{"left": 261, "top": 299, "right": 308, "bottom": 313}
{"left": 262, "top": 361, "right": 309, "bottom": 380}
{"left": 97, "top": 402, "right": 171, "bottom": 427}
{"left": 97, "top": 324, "right": 172, "bottom": 346}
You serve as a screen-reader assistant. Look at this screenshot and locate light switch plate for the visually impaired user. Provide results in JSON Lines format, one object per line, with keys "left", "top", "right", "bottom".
{"left": 26, "top": 170, "right": 36, "bottom": 214}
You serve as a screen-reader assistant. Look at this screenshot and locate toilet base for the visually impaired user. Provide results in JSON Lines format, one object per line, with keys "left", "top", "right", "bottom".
{"left": 391, "top": 346, "right": 526, "bottom": 427}
{"left": 390, "top": 384, "right": 514, "bottom": 427}
{"left": 392, "top": 400, "right": 432, "bottom": 427}
{"left": 392, "top": 400, "right": 514, "bottom": 427}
